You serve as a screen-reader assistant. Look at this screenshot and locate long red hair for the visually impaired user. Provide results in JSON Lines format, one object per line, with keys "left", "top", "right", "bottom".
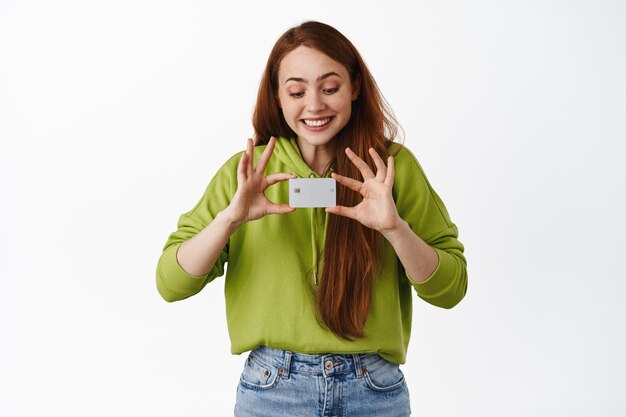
{"left": 253, "top": 21, "right": 403, "bottom": 340}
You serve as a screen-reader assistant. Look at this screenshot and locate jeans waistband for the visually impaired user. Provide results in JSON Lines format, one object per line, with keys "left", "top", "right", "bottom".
{"left": 249, "top": 345, "right": 391, "bottom": 379}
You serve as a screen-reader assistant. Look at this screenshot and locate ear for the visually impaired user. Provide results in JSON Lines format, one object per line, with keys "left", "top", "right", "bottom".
{"left": 351, "top": 74, "right": 361, "bottom": 101}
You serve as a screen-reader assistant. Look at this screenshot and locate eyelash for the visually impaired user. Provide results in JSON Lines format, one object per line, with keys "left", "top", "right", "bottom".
{"left": 289, "top": 88, "right": 339, "bottom": 98}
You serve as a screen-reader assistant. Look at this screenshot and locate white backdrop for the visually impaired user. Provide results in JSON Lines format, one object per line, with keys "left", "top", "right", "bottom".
{"left": 1, "top": 0, "right": 624, "bottom": 416}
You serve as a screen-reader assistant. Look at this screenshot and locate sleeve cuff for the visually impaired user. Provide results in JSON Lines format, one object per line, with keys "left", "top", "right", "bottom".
{"left": 157, "top": 243, "right": 209, "bottom": 297}
{"left": 407, "top": 247, "right": 458, "bottom": 298}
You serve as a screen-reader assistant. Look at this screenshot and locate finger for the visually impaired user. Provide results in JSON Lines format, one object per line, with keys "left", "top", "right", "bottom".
{"left": 369, "top": 148, "right": 387, "bottom": 181}
{"left": 266, "top": 172, "right": 297, "bottom": 186}
{"left": 246, "top": 138, "right": 254, "bottom": 177}
{"left": 237, "top": 151, "right": 248, "bottom": 182}
{"left": 384, "top": 156, "right": 395, "bottom": 187}
{"left": 331, "top": 172, "right": 362, "bottom": 194}
{"left": 325, "top": 204, "right": 358, "bottom": 220}
{"left": 345, "top": 147, "right": 375, "bottom": 180}
{"left": 255, "top": 136, "right": 276, "bottom": 174}
{"left": 266, "top": 203, "right": 296, "bottom": 215}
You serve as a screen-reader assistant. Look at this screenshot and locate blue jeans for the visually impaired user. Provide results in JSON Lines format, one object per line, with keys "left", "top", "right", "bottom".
{"left": 234, "top": 345, "right": 411, "bottom": 416}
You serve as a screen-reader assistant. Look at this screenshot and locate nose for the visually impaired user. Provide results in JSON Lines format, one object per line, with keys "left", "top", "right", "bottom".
{"left": 305, "top": 91, "right": 326, "bottom": 113}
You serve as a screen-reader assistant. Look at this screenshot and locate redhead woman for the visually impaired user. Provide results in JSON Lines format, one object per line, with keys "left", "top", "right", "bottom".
{"left": 156, "top": 20, "right": 468, "bottom": 417}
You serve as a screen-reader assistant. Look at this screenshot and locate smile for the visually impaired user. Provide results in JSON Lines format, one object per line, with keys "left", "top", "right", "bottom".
{"left": 303, "top": 117, "right": 332, "bottom": 127}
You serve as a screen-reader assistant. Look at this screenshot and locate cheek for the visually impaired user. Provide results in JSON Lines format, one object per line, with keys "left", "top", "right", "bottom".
{"left": 282, "top": 105, "right": 301, "bottom": 122}
{"left": 278, "top": 97, "right": 300, "bottom": 117}
{"left": 330, "top": 92, "right": 353, "bottom": 111}
{"left": 279, "top": 104, "right": 301, "bottom": 130}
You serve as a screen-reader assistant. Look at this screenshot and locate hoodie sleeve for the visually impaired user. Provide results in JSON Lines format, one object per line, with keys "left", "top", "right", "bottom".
{"left": 391, "top": 144, "right": 468, "bottom": 309}
{"left": 156, "top": 153, "right": 241, "bottom": 302}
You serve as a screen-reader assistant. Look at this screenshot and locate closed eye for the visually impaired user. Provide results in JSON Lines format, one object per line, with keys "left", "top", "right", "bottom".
{"left": 289, "top": 87, "right": 339, "bottom": 98}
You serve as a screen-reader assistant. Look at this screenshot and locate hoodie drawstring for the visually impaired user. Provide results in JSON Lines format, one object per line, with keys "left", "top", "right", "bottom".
{"left": 309, "top": 173, "right": 319, "bottom": 285}
{"left": 272, "top": 137, "right": 334, "bottom": 287}
{"left": 309, "top": 168, "right": 333, "bottom": 285}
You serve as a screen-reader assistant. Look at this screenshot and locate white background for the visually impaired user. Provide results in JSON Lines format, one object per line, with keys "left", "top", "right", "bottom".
{"left": 1, "top": 0, "right": 624, "bottom": 415}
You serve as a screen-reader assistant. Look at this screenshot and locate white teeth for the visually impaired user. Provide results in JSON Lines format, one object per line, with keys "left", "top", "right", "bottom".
{"left": 303, "top": 117, "right": 331, "bottom": 127}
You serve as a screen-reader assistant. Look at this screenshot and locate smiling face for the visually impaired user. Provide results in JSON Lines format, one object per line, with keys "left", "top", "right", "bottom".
{"left": 277, "top": 46, "right": 360, "bottom": 153}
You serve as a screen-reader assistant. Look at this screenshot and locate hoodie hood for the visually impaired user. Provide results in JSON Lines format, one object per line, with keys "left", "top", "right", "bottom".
{"left": 271, "top": 136, "right": 334, "bottom": 179}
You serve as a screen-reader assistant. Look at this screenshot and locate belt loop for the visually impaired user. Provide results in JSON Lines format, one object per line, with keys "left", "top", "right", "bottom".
{"left": 352, "top": 354, "right": 363, "bottom": 378}
{"left": 280, "top": 350, "right": 293, "bottom": 379}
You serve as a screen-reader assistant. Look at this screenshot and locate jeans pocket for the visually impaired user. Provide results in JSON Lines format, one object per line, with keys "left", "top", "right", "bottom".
{"left": 239, "top": 352, "right": 280, "bottom": 391}
{"left": 362, "top": 357, "right": 406, "bottom": 393}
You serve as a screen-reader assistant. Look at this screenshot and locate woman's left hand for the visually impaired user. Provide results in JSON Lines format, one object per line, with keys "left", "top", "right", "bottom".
{"left": 325, "top": 147, "right": 403, "bottom": 234}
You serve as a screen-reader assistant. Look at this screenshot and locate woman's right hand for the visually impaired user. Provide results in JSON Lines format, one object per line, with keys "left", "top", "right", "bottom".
{"left": 223, "top": 136, "right": 296, "bottom": 227}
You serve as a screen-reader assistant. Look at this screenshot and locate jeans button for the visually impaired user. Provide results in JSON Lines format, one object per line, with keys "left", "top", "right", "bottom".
{"left": 324, "top": 360, "right": 333, "bottom": 370}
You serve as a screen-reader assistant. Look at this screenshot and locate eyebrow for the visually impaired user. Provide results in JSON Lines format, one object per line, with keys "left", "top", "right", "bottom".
{"left": 284, "top": 72, "right": 342, "bottom": 84}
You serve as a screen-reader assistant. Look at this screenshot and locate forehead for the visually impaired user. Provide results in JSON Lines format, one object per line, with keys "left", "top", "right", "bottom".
{"left": 279, "top": 46, "right": 349, "bottom": 82}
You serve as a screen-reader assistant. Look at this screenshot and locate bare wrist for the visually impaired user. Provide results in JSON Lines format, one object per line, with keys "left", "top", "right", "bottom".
{"left": 380, "top": 218, "right": 408, "bottom": 241}
{"left": 217, "top": 208, "right": 244, "bottom": 231}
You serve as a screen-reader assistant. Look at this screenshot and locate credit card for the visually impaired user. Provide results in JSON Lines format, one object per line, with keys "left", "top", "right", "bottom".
{"left": 288, "top": 178, "right": 336, "bottom": 208}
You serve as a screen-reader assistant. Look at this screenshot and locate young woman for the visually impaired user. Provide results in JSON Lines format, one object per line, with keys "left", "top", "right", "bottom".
{"left": 156, "top": 20, "right": 467, "bottom": 417}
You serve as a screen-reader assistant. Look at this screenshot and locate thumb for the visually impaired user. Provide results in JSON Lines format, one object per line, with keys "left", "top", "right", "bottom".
{"left": 266, "top": 203, "right": 296, "bottom": 215}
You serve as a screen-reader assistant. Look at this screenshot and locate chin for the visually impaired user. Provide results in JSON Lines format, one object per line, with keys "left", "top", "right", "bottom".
{"left": 293, "top": 122, "right": 345, "bottom": 148}
{"left": 296, "top": 131, "right": 336, "bottom": 147}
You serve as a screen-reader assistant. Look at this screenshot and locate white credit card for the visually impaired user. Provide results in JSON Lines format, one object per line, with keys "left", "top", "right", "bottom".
{"left": 288, "top": 178, "right": 336, "bottom": 208}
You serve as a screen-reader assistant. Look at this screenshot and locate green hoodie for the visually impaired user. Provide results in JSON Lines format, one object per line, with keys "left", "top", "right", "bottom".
{"left": 156, "top": 136, "right": 467, "bottom": 364}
